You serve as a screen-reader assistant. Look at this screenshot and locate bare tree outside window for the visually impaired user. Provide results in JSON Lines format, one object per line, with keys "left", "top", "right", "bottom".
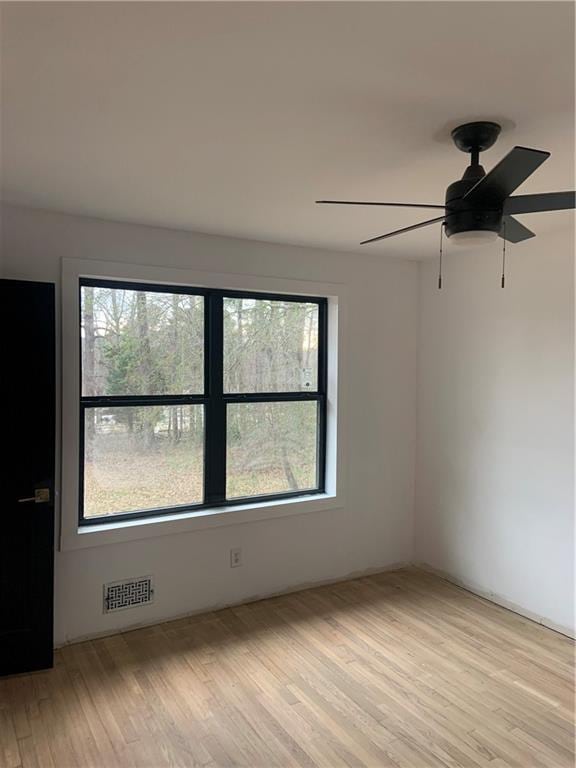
{"left": 227, "top": 401, "right": 317, "bottom": 498}
{"left": 84, "top": 405, "right": 204, "bottom": 517}
{"left": 81, "top": 286, "right": 204, "bottom": 397}
{"left": 223, "top": 298, "right": 318, "bottom": 393}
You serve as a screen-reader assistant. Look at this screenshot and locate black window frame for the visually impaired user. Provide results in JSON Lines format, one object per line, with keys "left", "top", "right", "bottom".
{"left": 78, "top": 277, "right": 328, "bottom": 526}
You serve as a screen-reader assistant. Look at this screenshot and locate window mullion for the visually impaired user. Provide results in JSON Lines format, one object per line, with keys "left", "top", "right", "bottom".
{"left": 223, "top": 392, "right": 323, "bottom": 403}
{"left": 204, "top": 292, "right": 226, "bottom": 505}
{"left": 318, "top": 298, "right": 328, "bottom": 396}
{"left": 80, "top": 394, "right": 206, "bottom": 407}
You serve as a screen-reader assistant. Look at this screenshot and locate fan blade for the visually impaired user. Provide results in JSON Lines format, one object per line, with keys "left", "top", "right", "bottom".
{"left": 500, "top": 215, "right": 536, "bottom": 243}
{"left": 504, "top": 191, "right": 575, "bottom": 215}
{"left": 463, "top": 146, "right": 550, "bottom": 205}
{"left": 316, "top": 200, "right": 445, "bottom": 209}
{"left": 360, "top": 215, "right": 445, "bottom": 245}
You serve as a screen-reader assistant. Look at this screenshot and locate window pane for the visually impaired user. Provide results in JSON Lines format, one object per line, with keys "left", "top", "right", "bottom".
{"left": 81, "top": 285, "right": 204, "bottom": 396}
{"left": 226, "top": 401, "right": 318, "bottom": 499}
{"left": 223, "top": 298, "right": 319, "bottom": 393}
{"left": 83, "top": 405, "right": 204, "bottom": 518}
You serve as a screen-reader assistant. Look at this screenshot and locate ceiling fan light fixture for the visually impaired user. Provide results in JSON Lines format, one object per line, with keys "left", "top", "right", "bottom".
{"left": 449, "top": 229, "right": 499, "bottom": 246}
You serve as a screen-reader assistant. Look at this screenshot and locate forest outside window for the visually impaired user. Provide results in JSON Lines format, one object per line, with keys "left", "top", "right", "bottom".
{"left": 79, "top": 278, "right": 327, "bottom": 524}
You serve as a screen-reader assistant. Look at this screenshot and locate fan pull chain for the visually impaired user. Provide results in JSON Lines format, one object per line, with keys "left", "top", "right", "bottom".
{"left": 438, "top": 223, "right": 444, "bottom": 290}
{"left": 501, "top": 221, "right": 506, "bottom": 288}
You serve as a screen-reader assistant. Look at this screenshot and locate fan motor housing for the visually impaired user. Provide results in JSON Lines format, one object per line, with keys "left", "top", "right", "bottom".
{"left": 444, "top": 177, "right": 502, "bottom": 239}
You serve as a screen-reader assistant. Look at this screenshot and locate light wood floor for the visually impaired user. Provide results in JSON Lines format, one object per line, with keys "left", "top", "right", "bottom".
{"left": 0, "top": 568, "right": 574, "bottom": 768}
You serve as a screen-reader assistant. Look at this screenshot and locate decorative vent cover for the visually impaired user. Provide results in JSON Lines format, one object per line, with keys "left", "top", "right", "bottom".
{"left": 103, "top": 576, "right": 154, "bottom": 613}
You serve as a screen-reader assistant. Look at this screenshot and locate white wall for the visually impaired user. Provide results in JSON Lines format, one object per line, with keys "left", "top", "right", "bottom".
{"left": 416, "top": 231, "right": 575, "bottom": 635}
{"left": 1, "top": 204, "right": 419, "bottom": 644}
{"left": 3, "top": 202, "right": 573, "bottom": 643}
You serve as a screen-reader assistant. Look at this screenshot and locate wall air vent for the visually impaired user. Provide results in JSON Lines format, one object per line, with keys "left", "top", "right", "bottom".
{"left": 103, "top": 576, "right": 154, "bottom": 613}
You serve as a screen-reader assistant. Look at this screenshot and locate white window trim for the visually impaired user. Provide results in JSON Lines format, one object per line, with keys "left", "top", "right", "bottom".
{"left": 60, "top": 258, "right": 347, "bottom": 551}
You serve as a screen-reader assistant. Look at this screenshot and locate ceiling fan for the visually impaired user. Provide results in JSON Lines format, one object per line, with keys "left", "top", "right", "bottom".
{"left": 316, "top": 121, "right": 575, "bottom": 246}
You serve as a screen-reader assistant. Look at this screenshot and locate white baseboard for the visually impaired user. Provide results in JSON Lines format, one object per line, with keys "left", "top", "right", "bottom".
{"left": 414, "top": 562, "right": 575, "bottom": 640}
{"left": 54, "top": 560, "right": 410, "bottom": 648}
{"left": 55, "top": 560, "right": 574, "bottom": 648}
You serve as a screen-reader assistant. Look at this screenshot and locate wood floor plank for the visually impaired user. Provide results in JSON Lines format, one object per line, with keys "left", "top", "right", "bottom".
{"left": 0, "top": 705, "right": 21, "bottom": 768}
{"left": 0, "top": 568, "right": 573, "bottom": 768}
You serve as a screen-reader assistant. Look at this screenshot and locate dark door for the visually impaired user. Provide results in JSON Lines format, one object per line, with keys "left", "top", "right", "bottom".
{"left": 0, "top": 279, "right": 55, "bottom": 675}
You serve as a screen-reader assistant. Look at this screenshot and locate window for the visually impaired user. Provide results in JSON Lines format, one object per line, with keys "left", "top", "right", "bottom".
{"left": 79, "top": 278, "right": 327, "bottom": 524}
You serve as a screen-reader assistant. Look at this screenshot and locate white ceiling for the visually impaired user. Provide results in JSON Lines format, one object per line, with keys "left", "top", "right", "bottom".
{"left": 1, "top": 2, "right": 574, "bottom": 259}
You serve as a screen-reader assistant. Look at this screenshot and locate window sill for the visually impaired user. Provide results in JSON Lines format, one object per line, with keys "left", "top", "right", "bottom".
{"left": 60, "top": 492, "right": 342, "bottom": 551}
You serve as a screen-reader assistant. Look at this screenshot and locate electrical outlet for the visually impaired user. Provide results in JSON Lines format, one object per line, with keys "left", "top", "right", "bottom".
{"left": 230, "top": 547, "right": 242, "bottom": 568}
